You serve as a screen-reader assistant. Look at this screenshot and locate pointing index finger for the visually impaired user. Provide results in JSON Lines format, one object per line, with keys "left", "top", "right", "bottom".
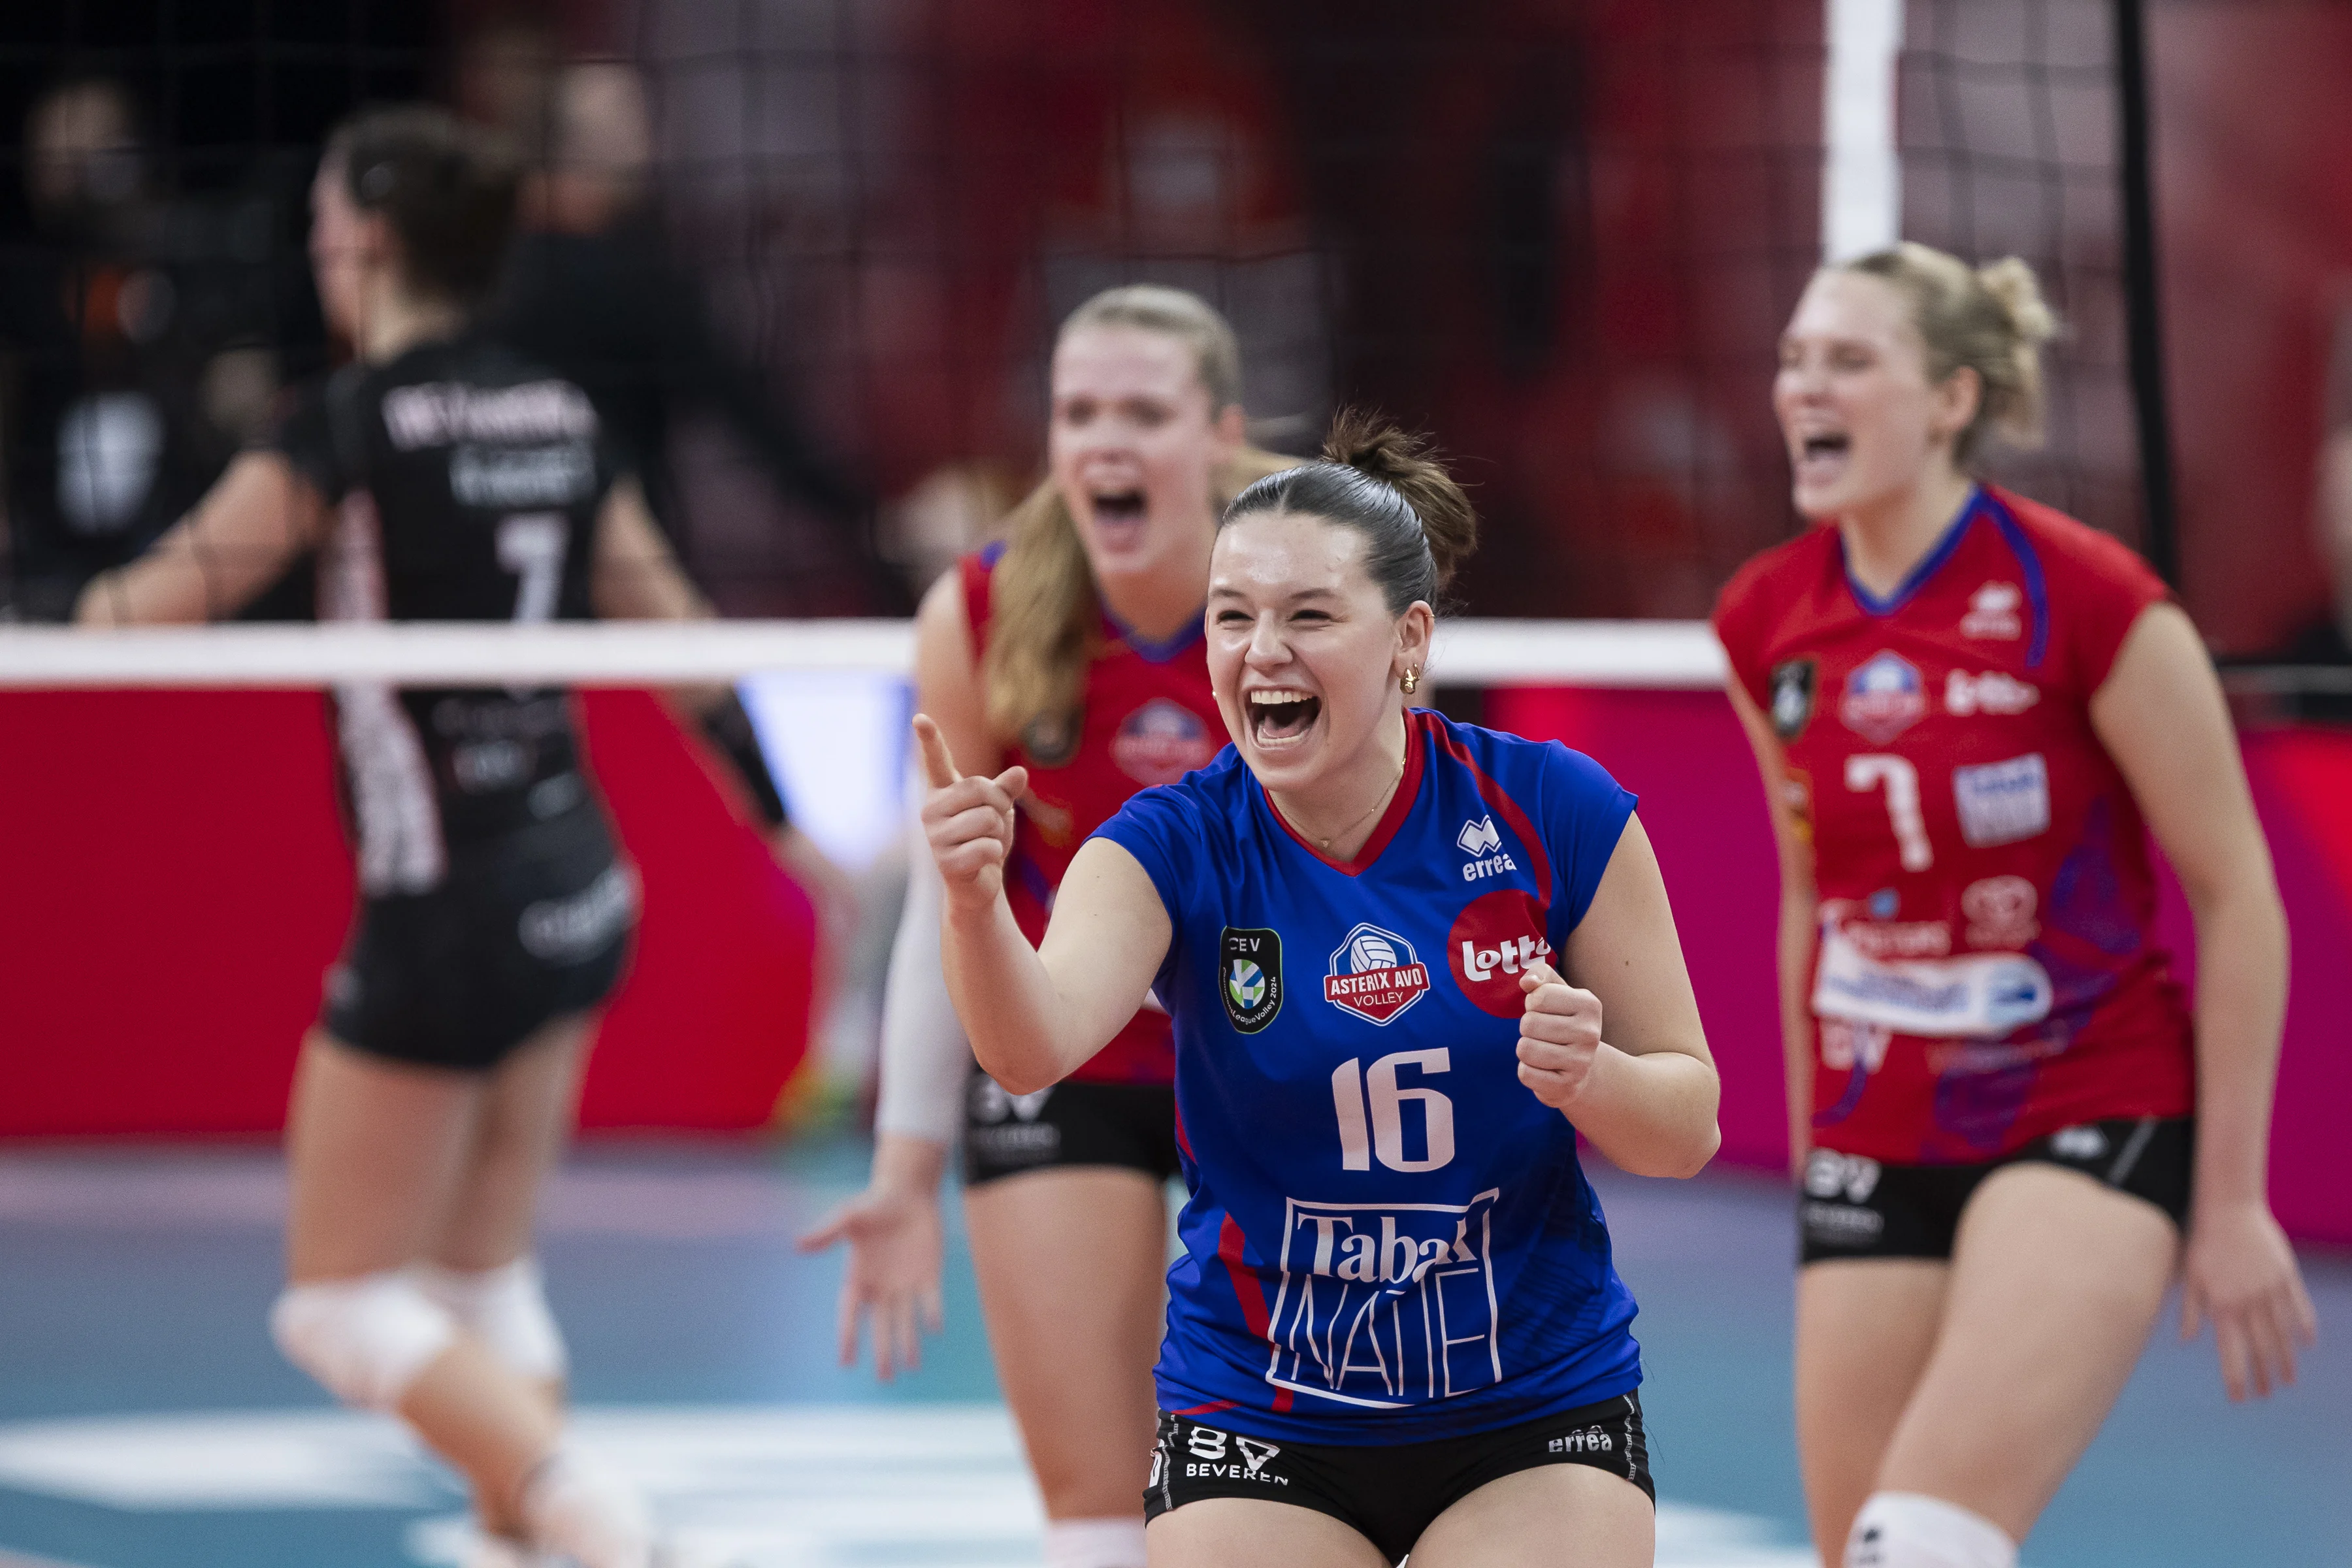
{"left": 913, "top": 713, "right": 961, "bottom": 789}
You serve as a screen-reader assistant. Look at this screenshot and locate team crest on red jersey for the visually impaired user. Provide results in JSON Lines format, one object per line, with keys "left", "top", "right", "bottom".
{"left": 1112, "top": 698, "right": 1218, "bottom": 787}
{"left": 1324, "top": 922, "right": 1431, "bottom": 1025}
{"left": 1838, "top": 651, "right": 1927, "bottom": 743}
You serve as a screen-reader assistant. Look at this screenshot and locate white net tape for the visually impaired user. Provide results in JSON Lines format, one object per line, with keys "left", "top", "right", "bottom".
{"left": 0, "top": 619, "right": 1729, "bottom": 691}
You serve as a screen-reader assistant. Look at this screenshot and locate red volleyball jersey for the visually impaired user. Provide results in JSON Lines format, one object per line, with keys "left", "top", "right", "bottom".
{"left": 1713, "top": 486, "right": 2194, "bottom": 1164}
{"left": 963, "top": 543, "right": 1226, "bottom": 1085}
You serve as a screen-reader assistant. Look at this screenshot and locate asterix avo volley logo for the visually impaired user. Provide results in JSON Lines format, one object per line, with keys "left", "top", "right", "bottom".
{"left": 1220, "top": 927, "right": 1283, "bottom": 1034}
{"left": 1322, "top": 923, "right": 1431, "bottom": 1026}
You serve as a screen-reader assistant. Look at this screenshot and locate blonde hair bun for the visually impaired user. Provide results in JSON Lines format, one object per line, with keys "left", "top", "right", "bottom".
{"left": 1845, "top": 242, "right": 2059, "bottom": 461}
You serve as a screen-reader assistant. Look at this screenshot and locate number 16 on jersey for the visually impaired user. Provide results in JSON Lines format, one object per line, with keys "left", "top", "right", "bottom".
{"left": 1332, "top": 1051, "right": 1456, "bottom": 1173}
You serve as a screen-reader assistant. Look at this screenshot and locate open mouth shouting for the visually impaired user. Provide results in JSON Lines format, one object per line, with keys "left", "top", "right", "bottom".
{"left": 1792, "top": 428, "right": 1851, "bottom": 489}
{"left": 1089, "top": 488, "right": 1149, "bottom": 546}
{"left": 1246, "top": 687, "right": 1321, "bottom": 747}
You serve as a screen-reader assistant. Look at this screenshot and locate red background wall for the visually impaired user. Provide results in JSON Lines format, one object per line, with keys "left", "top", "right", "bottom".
{"left": 2, "top": 685, "right": 2343, "bottom": 1245}
{"left": 0, "top": 689, "right": 816, "bottom": 1137}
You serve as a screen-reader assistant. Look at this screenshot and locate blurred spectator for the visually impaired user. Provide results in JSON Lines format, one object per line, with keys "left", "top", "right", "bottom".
{"left": 2279, "top": 299, "right": 2352, "bottom": 721}
{"left": 482, "top": 61, "right": 890, "bottom": 611}
{"left": 1, "top": 78, "right": 272, "bottom": 619}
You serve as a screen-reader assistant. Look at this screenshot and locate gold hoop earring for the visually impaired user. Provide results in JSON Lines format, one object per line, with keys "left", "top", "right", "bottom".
{"left": 1400, "top": 667, "right": 1420, "bottom": 695}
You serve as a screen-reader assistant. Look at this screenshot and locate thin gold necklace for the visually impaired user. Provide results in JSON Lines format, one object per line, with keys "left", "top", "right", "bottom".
{"left": 1311, "top": 758, "right": 1406, "bottom": 851}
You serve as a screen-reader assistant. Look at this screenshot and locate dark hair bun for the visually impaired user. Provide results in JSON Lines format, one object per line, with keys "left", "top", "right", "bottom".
{"left": 1221, "top": 407, "right": 1479, "bottom": 615}
{"left": 1321, "top": 408, "right": 1478, "bottom": 591}
{"left": 331, "top": 105, "right": 521, "bottom": 306}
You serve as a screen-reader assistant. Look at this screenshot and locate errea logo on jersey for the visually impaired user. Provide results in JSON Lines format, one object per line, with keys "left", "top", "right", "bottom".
{"left": 1456, "top": 815, "right": 1518, "bottom": 881}
{"left": 1961, "top": 581, "right": 2024, "bottom": 640}
{"left": 1323, "top": 923, "right": 1431, "bottom": 1025}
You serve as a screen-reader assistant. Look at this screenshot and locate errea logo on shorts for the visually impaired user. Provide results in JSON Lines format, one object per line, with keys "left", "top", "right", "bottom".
{"left": 1456, "top": 815, "right": 1518, "bottom": 881}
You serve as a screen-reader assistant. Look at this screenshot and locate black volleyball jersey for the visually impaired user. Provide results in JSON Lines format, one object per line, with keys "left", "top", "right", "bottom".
{"left": 269, "top": 335, "right": 622, "bottom": 892}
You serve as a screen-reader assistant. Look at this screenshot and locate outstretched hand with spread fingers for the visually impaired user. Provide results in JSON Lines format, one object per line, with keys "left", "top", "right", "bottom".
{"left": 2180, "top": 1197, "right": 2319, "bottom": 1402}
{"left": 913, "top": 713, "right": 1030, "bottom": 907}
{"left": 1516, "top": 958, "right": 1605, "bottom": 1111}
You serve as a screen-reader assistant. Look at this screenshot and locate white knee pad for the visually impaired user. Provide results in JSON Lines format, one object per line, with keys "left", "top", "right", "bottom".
{"left": 270, "top": 1271, "right": 458, "bottom": 1411}
{"left": 414, "top": 1257, "right": 569, "bottom": 1382}
{"left": 1042, "top": 1517, "right": 1148, "bottom": 1568}
{"left": 1846, "top": 1492, "right": 2017, "bottom": 1568}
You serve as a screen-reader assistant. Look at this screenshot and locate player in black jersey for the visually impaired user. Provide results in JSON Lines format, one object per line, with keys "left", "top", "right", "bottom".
{"left": 74, "top": 106, "right": 819, "bottom": 1568}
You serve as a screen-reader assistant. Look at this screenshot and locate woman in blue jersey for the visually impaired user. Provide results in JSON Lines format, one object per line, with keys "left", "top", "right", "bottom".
{"left": 915, "top": 412, "right": 1722, "bottom": 1567}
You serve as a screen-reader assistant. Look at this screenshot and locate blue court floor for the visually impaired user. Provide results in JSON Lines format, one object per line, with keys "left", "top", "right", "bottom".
{"left": 0, "top": 1137, "right": 2343, "bottom": 1567}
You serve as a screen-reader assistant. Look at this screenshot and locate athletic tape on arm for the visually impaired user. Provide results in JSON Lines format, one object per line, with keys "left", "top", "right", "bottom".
{"left": 872, "top": 814, "right": 972, "bottom": 1143}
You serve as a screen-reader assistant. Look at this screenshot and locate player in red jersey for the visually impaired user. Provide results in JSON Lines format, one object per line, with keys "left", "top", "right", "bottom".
{"left": 1716, "top": 243, "right": 2316, "bottom": 1568}
{"left": 802, "top": 286, "right": 1290, "bottom": 1568}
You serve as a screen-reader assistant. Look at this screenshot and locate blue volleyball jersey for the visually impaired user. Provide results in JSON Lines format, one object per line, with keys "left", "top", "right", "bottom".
{"left": 1094, "top": 709, "right": 1643, "bottom": 1445}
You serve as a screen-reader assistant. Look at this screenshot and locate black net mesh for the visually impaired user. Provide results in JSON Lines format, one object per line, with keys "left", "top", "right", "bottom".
{"left": 3, "top": 1, "right": 2178, "bottom": 628}
{"left": 0, "top": 3, "right": 436, "bottom": 621}
{"left": 1898, "top": 0, "right": 2147, "bottom": 551}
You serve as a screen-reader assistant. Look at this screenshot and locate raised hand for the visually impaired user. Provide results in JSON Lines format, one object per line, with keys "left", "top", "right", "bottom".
{"left": 1516, "top": 958, "right": 1605, "bottom": 1111}
{"left": 913, "top": 713, "right": 1029, "bottom": 907}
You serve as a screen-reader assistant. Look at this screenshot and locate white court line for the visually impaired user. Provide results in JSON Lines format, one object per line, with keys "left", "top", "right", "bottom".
{"left": 0, "top": 1405, "right": 1814, "bottom": 1568}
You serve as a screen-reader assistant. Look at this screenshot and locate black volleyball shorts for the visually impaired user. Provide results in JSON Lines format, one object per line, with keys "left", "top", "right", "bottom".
{"left": 1799, "top": 1115, "right": 2194, "bottom": 1264}
{"left": 321, "top": 802, "right": 636, "bottom": 1072}
{"left": 1145, "top": 1393, "right": 1653, "bottom": 1564}
{"left": 961, "top": 1069, "right": 1182, "bottom": 1188}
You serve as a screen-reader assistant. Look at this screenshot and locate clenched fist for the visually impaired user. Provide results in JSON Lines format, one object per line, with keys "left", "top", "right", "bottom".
{"left": 1516, "top": 958, "right": 1605, "bottom": 1110}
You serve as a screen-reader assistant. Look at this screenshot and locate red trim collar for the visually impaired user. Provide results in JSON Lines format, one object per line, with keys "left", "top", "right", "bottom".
{"left": 1261, "top": 710, "right": 1430, "bottom": 877}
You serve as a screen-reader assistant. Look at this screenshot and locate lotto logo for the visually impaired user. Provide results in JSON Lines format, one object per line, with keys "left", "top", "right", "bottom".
{"left": 1944, "top": 669, "right": 2040, "bottom": 717}
{"left": 1446, "top": 888, "right": 1554, "bottom": 1017}
{"left": 1264, "top": 1192, "right": 1503, "bottom": 1408}
{"left": 1323, "top": 923, "right": 1431, "bottom": 1026}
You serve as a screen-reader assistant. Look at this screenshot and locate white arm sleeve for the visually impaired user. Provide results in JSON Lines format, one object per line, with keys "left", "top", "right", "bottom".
{"left": 872, "top": 823, "right": 972, "bottom": 1143}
